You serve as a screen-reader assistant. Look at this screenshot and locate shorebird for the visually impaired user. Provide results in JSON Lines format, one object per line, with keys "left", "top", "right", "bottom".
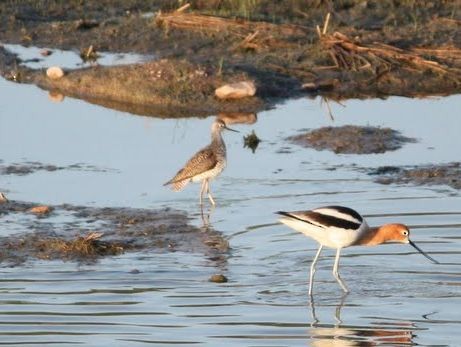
{"left": 276, "top": 205, "right": 438, "bottom": 295}
{"left": 0, "top": 192, "right": 8, "bottom": 203}
{"left": 164, "top": 119, "right": 238, "bottom": 205}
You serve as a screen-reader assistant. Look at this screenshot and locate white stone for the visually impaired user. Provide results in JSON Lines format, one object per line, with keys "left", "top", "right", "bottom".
{"left": 215, "top": 81, "right": 256, "bottom": 100}
{"left": 46, "top": 66, "right": 64, "bottom": 80}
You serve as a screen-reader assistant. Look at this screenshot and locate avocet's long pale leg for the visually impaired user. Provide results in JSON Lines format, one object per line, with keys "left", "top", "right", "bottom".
{"left": 333, "top": 248, "right": 349, "bottom": 293}
{"left": 199, "top": 180, "right": 206, "bottom": 206}
{"left": 205, "top": 179, "right": 216, "bottom": 206}
{"left": 277, "top": 205, "right": 439, "bottom": 294}
{"left": 308, "top": 245, "right": 323, "bottom": 296}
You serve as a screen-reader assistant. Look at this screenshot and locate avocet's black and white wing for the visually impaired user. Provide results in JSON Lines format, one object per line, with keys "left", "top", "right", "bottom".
{"left": 277, "top": 206, "right": 364, "bottom": 231}
{"left": 276, "top": 206, "right": 368, "bottom": 248}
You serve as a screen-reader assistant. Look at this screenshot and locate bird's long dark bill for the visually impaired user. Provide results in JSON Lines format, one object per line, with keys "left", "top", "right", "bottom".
{"left": 409, "top": 240, "right": 439, "bottom": 264}
{"left": 224, "top": 125, "right": 239, "bottom": 132}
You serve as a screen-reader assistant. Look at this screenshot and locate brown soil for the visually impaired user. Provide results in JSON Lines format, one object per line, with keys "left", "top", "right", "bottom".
{"left": 1, "top": 1, "right": 461, "bottom": 117}
{"left": 0, "top": 199, "right": 228, "bottom": 266}
{"left": 288, "top": 125, "right": 416, "bottom": 154}
{"left": 30, "top": 58, "right": 266, "bottom": 117}
{"left": 370, "top": 162, "right": 461, "bottom": 190}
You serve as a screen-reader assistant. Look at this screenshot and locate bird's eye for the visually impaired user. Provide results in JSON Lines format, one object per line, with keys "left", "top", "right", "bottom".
{"left": 402, "top": 230, "right": 409, "bottom": 236}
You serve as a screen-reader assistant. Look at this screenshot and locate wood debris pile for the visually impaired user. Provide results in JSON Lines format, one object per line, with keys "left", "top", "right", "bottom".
{"left": 156, "top": 9, "right": 308, "bottom": 51}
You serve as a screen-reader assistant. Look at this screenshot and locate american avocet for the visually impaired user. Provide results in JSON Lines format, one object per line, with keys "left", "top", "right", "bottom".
{"left": 164, "top": 119, "right": 238, "bottom": 206}
{"left": 276, "top": 205, "right": 438, "bottom": 295}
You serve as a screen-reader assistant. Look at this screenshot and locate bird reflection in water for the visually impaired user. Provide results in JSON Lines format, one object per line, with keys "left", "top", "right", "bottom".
{"left": 308, "top": 295, "right": 414, "bottom": 346}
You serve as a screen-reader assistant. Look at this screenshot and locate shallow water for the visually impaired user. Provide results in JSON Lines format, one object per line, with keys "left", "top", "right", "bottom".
{"left": 2, "top": 43, "right": 152, "bottom": 69}
{"left": 1, "top": 77, "right": 460, "bottom": 346}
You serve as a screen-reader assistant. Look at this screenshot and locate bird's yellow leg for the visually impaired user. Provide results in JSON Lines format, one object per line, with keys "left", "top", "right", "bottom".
{"left": 199, "top": 180, "right": 206, "bottom": 206}
{"left": 205, "top": 180, "right": 216, "bottom": 206}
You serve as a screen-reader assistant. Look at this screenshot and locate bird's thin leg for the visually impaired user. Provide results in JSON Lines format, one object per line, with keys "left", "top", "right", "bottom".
{"left": 309, "top": 245, "right": 323, "bottom": 296}
{"left": 205, "top": 179, "right": 216, "bottom": 206}
{"left": 333, "top": 248, "right": 349, "bottom": 293}
{"left": 199, "top": 180, "right": 206, "bottom": 206}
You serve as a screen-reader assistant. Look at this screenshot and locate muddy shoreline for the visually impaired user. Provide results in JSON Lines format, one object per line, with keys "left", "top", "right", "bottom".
{"left": 1, "top": 1, "right": 461, "bottom": 117}
{"left": 0, "top": 199, "right": 228, "bottom": 266}
{"left": 369, "top": 162, "right": 461, "bottom": 190}
{"left": 288, "top": 125, "right": 416, "bottom": 154}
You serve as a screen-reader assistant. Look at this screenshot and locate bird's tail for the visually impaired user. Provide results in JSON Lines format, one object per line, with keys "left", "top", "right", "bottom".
{"left": 164, "top": 178, "right": 190, "bottom": 192}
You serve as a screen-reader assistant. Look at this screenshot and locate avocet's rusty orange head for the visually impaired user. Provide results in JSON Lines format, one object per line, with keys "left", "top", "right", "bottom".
{"left": 380, "top": 223, "right": 439, "bottom": 264}
{"left": 381, "top": 223, "right": 410, "bottom": 243}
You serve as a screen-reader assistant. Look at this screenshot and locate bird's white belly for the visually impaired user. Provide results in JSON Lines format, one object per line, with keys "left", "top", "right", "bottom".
{"left": 279, "top": 217, "right": 364, "bottom": 249}
{"left": 191, "top": 160, "right": 226, "bottom": 182}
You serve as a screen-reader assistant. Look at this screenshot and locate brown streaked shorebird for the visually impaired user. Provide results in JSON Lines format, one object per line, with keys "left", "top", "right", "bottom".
{"left": 0, "top": 192, "right": 8, "bottom": 203}
{"left": 164, "top": 119, "right": 238, "bottom": 205}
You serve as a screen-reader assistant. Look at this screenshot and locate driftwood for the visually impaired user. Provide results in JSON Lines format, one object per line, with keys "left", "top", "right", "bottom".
{"left": 156, "top": 10, "right": 308, "bottom": 50}
{"left": 314, "top": 12, "right": 461, "bottom": 78}
{"left": 411, "top": 46, "right": 461, "bottom": 63}
{"left": 321, "top": 31, "right": 454, "bottom": 74}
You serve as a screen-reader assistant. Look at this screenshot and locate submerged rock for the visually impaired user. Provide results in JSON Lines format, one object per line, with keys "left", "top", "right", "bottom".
{"left": 209, "top": 274, "right": 228, "bottom": 283}
{"left": 40, "top": 49, "right": 52, "bottom": 57}
{"left": 288, "top": 125, "right": 416, "bottom": 154}
{"left": 29, "top": 205, "right": 52, "bottom": 215}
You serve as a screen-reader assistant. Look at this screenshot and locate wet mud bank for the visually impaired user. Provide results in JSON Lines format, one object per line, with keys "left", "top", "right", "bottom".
{"left": 288, "top": 125, "right": 416, "bottom": 154}
{"left": 30, "top": 58, "right": 266, "bottom": 117}
{"left": 0, "top": 161, "right": 108, "bottom": 176}
{"left": 1, "top": 1, "right": 461, "bottom": 116}
{"left": 369, "top": 162, "right": 461, "bottom": 190}
{"left": 0, "top": 199, "right": 228, "bottom": 266}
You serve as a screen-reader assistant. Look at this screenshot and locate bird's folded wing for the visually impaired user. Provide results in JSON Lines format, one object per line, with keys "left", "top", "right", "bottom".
{"left": 165, "top": 147, "right": 218, "bottom": 185}
{"left": 279, "top": 207, "right": 362, "bottom": 231}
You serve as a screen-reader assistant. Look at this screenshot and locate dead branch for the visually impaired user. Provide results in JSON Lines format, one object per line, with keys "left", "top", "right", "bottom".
{"left": 156, "top": 11, "right": 309, "bottom": 51}
{"left": 321, "top": 31, "right": 454, "bottom": 75}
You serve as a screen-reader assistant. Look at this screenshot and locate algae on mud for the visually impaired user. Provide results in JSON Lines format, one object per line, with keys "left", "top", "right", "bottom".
{"left": 1, "top": 1, "right": 461, "bottom": 116}
{"left": 0, "top": 161, "right": 107, "bottom": 176}
{"left": 0, "top": 200, "right": 228, "bottom": 266}
{"left": 288, "top": 125, "right": 416, "bottom": 154}
{"left": 370, "top": 162, "right": 461, "bottom": 190}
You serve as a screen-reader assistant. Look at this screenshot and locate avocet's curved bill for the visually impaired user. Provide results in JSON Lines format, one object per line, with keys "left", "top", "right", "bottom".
{"left": 409, "top": 240, "right": 439, "bottom": 264}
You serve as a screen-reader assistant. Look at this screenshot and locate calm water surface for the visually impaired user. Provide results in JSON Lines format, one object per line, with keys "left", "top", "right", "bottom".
{"left": 1, "top": 78, "right": 460, "bottom": 346}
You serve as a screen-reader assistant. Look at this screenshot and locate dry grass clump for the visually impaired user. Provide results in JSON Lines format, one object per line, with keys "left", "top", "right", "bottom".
{"left": 34, "top": 232, "right": 125, "bottom": 260}
{"left": 156, "top": 9, "right": 308, "bottom": 51}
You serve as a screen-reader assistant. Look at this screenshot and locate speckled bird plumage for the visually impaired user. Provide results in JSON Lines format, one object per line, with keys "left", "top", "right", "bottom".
{"left": 164, "top": 119, "right": 236, "bottom": 205}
